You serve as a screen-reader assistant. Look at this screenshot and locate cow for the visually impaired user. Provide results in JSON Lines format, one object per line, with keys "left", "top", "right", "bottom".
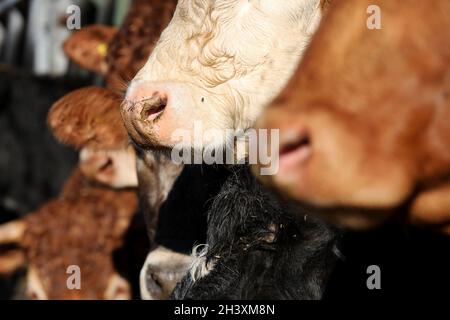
{"left": 120, "top": 0, "right": 338, "bottom": 299}
{"left": 0, "top": 77, "right": 144, "bottom": 299}
{"left": 254, "top": 0, "right": 450, "bottom": 233}
{"left": 172, "top": 166, "right": 338, "bottom": 300}
{"left": 64, "top": 0, "right": 178, "bottom": 92}
{"left": 0, "top": 168, "right": 138, "bottom": 300}
{"left": 105, "top": 0, "right": 178, "bottom": 91}
{"left": 141, "top": 164, "right": 235, "bottom": 300}
{"left": 63, "top": 25, "right": 118, "bottom": 76}
{"left": 121, "top": 0, "right": 327, "bottom": 152}
{"left": 48, "top": 86, "right": 138, "bottom": 189}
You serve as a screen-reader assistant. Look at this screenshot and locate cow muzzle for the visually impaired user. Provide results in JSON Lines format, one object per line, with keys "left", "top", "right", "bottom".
{"left": 122, "top": 81, "right": 195, "bottom": 149}
{"left": 140, "top": 246, "right": 193, "bottom": 300}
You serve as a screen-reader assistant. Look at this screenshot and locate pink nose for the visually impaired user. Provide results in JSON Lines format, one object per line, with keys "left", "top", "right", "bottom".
{"left": 124, "top": 83, "right": 169, "bottom": 122}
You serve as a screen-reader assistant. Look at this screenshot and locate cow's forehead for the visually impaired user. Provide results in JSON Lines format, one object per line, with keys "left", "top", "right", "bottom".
{"left": 175, "top": 0, "right": 322, "bottom": 20}
{"left": 153, "top": 0, "right": 323, "bottom": 68}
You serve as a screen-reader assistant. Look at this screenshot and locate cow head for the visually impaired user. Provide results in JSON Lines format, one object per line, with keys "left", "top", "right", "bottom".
{"left": 63, "top": 25, "right": 118, "bottom": 76}
{"left": 255, "top": 0, "right": 450, "bottom": 229}
{"left": 0, "top": 171, "right": 137, "bottom": 299}
{"left": 122, "top": 0, "right": 325, "bottom": 152}
{"left": 48, "top": 87, "right": 138, "bottom": 189}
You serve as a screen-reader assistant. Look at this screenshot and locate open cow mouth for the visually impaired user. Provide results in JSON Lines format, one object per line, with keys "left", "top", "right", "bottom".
{"left": 278, "top": 130, "right": 312, "bottom": 170}
{"left": 140, "top": 95, "right": 168, "bottom": 122}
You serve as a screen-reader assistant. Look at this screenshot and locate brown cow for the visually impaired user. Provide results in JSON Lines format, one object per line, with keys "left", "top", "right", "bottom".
{"left": 0, "top": 169, "right": 137, "bottom": 299}
{"left": 255, "top": 0, "right": 450, "bottom": 232}
{"left": 63, "top": 25, "right": 118, "bottom": 76}
{"left": 48, "top": 86, "right": 138, "bottom": 189}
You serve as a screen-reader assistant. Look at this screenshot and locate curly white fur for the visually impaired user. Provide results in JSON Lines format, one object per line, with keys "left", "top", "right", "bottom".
{"left": 128, "top": 0, "right": 323, "bottom": 149}
{"left": 189, "top": 244, "right": 217, "bottom": 282}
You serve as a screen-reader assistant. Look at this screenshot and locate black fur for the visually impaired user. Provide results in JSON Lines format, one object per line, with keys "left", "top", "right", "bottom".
{"left": 172, "top": 166, "right": 339, "bottom": 300}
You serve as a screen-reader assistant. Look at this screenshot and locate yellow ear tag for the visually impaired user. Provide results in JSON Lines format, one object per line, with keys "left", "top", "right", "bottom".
{"left": 97, "top": 43, "right": 108, "bottom": 57}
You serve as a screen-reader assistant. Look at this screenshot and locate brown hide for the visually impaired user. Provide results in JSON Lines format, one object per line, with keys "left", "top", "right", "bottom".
{"left": 63, "top": 25, "right": 118, "bottom": 75}
{"left": 105, "top": 0, "right": 178, "bottom": 91}
{"left": 0, "top": 169, "right": 137, "bottom": 299}
{"left": 256, "top": 0, "right": 450, "bottom": 230}
{"left": 48, "top": 87, "right": 128, "bottom": 150}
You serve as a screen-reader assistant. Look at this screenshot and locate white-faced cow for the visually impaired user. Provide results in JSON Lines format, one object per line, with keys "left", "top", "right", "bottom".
{"left": 121, "top": 0, "right": 337, "bottom": 299}
{"left": 122, "top": 0, "right": 328, "bottom": 151}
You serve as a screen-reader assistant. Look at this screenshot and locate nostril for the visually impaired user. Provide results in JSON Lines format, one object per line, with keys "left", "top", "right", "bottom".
{"left": 139, "top": 93, "right": 168, "bottom": 121}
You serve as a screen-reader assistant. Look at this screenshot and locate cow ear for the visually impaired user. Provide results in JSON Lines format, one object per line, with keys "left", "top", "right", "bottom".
{"left": 47, "top": 86, "right": 128, "bottom": 150}
{"left": 64, "top": 25, "right": 118, "bottom": 75}
{"left": 0, "top": 249, "right": 26, "bottom": 275}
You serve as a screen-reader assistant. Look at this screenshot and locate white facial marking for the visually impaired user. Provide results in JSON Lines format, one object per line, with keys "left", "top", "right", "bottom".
{"left": 126, "top": 0, "right": 323, "bottom": 151}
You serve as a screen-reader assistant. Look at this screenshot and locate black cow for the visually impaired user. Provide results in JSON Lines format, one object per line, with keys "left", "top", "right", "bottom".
{"left": 171, "top": 166, "right": 339, "bottom": 300}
